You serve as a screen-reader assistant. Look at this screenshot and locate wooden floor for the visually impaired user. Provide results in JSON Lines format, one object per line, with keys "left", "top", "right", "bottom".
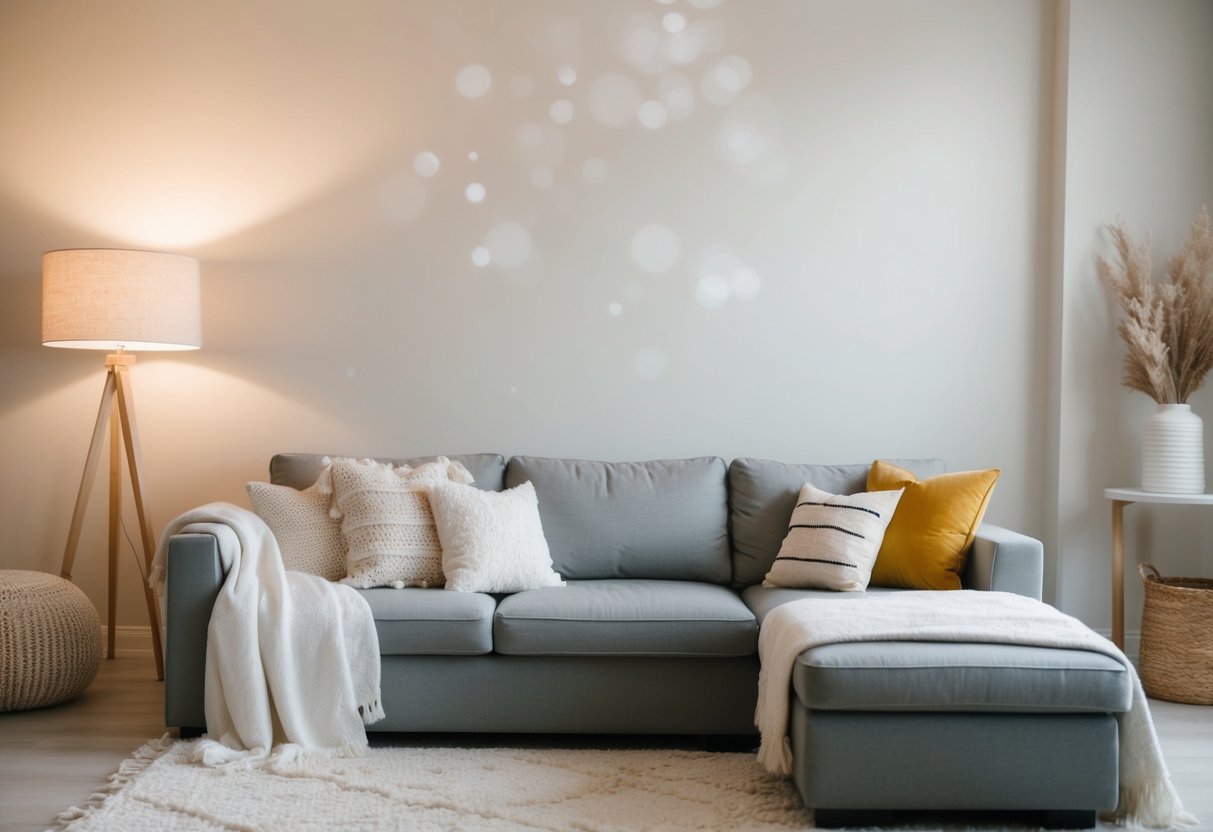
{"left": 2, "top": 654, "right": 1211, "bottom": 831}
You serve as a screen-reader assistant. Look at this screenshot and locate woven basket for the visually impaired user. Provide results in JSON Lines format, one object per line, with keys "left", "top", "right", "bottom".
{"left": 1138, "top": 564, "right": 1213, "bottom": 704}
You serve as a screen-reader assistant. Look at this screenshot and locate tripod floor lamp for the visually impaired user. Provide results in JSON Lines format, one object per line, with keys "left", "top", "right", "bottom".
{"left": 42, "top": 249, "right": 201, "bottom": 681}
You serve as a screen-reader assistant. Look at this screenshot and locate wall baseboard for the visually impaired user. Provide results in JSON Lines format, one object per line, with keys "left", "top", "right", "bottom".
{"left": 101, "top": 625, "right": 153, "bottom": 657}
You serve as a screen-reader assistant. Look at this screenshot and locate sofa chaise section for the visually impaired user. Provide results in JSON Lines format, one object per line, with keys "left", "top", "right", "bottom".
{"left": 731, "top": 458, "right": 1121, "bottom": 828}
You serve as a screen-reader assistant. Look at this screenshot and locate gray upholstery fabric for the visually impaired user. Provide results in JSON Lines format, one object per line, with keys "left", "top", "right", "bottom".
{"left": 494, "top": 579, "right": 756, "bottom": 657}
{"left": 269, "top": 452, "right": 506, "bottom": 491}
{"left": 742, "top": 584, "right": 902, "bottom": 624}
{"left": 727, "top": 457, "right": 946, "bottom": 586}
{"left": 791, "top": 707, "right": 1119, "bottom": 812}
{"left": 965, "top": 523, "right": 1045, "bottom": 600}
{"left": 164, "top": 534, "right": 223, "bottom": 730}
{"left": 358, "top": 588, "right": 495, "bottom": 655}
{"left": 742, "top": 581, "right": 1127, "bottom": 713}
{"left": 793, "top": 642, "right": 1131, "bottom": 713}
{"left": 505, "top": 456, "right": 731, "bottom": 583}
{"left": 374, "top": 655, "right": 759, "bottom": 734}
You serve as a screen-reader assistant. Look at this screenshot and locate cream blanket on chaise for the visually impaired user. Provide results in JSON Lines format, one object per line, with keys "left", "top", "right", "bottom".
{"left": 756, "top": 590, "right": 1196, "bottom": 829}
{"left": 150, "top": 502, "right": 383, "bottom": 766}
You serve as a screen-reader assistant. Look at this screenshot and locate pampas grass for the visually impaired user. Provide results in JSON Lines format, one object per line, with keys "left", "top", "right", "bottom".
{"left": 1099, "top": 208, "right": 1213, "bottom": 404}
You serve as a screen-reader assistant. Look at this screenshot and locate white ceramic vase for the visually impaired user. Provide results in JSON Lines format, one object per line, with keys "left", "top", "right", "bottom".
{"left": 1141, "top": 403, "right": 1206, "bottom": 493}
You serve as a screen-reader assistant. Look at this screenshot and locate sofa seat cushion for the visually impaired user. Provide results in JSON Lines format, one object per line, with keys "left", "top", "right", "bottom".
{"left": 358, "top": 588, "right": 495, "bottom": 655}
{"left": 494, "top": 579, "right": 757, "bottom": 657}
{"left": 742, "top": 586, "right": 1131, "bottom": 714}
{"left": 792, "top": 641, "right": 1131, "bottom": 713}
{"left": 743, "top": 584, "right": 901, "bottom": 625}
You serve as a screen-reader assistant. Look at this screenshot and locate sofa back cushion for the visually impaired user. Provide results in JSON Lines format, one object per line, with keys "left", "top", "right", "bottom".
{"left": 504, "top": 456, "right": 731, "bottom": 583}
{"left": 728, "top": 458, "right": 946, "bottom": 587}
{"left": 270, "top": 452, "right": 506, "bottom": 492}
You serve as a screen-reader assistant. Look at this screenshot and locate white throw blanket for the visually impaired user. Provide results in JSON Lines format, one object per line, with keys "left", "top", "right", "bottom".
{"left": 756, "top": 590, "right": 1196, "bottom": 829}
{"left": 150, "top": 502, "right": 383, "bottom": 766}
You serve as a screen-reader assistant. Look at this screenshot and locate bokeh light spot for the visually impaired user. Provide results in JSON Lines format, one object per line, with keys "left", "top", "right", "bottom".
{"left": 695, "top": 248, "right": 762, "bottom": 307}
{"left": 484, "top": 222, "right": 533, "bottom": 269}
{"left": 659, "top": 73, "right": 696, "bottom": 121}
{"left": 550, "top": 99, "right": 575, "bottom": 124}
{"left": 662, "top": 12, "right": 687, "bottom": 33}
{"left": 608, "top": 302, "right": 623, "bottom": 316}
{"left": 471, "top": 246, "right": 491, "bottom": 267}
{"left": 558, "top": 66, "right": 578, "bottom": 86}
{"left": 621, "top": 17, "right": 667, "bottom": 75}
{"left": 667, "top": 30, "right": 702, "bottom": 65}
{"left": 631, "top": 224, "right": 681, "bottom": 274}
{"left": 413, "top": 151, "right": 441, "bottom": 178}
{"left": 702, "top": 55, "right": 753, "bottom": 106}
{"left": 637, "top": 100, "right": 668, "bottom": 130}
{"left": 456, "top": 64, "right": 493, "bottom": 99}
{"left": 465, "top": 182, "right": 487, "bottom": 203}
{"left": 695, "top": 274, "right": 731, "bottom": 309}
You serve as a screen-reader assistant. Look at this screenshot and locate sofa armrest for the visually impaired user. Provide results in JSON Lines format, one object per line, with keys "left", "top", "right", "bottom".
{"left": 164, "top": 532, "right": 226, "bottom": 731}
{"left": 963, "top": 524, "right": 1043, "bottom": 600}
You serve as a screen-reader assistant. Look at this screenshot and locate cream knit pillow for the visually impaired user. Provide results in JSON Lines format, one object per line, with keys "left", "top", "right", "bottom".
{"left": 764, "top": 482, "right": 904, "bottom": 592}
{"left": 325, "top": 457, "right": 474, "bottom": 589}
{"left": 429, "top": 480, "right": 565, "bottom": 593}
{"left": 247, "top": 473, "right": 346, "bottom": 581}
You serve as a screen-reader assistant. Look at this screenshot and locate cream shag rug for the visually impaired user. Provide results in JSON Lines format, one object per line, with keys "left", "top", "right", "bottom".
{"left": 56, "top": 737, "right": 810, "bottom": 831}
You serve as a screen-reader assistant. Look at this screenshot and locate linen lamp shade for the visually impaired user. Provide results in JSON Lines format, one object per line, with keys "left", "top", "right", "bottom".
{"left": 41, "top": 249, "right": 201, "bottom": 351}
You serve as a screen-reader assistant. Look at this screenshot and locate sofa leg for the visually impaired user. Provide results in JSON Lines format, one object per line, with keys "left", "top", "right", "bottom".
{"left": 813, "top": 809, "right": 895, "bottom": 828}
{"left": 178, "top": 726, "right": 205, "bottom": 739}
{"left": 1041, "top": 810, "right": 1096, "bottom": 829}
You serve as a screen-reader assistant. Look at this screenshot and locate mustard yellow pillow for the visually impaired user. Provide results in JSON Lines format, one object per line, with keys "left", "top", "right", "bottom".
{"left": 866, "top": 460, "right": 1000, "bottom": 590}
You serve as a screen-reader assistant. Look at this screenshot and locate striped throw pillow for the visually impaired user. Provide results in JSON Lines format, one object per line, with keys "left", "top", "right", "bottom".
{"left": 764, "top": 482, "right": 904, "bottom": 592}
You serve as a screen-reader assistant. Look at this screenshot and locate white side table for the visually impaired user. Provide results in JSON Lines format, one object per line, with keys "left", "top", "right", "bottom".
{"left": 1104, "top": 487, "right": 1213, "bottom": 649}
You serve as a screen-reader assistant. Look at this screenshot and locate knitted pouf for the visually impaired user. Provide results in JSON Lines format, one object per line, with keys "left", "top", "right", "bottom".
{"left": 0, "top": 570, "right": 102, "bottom": 711}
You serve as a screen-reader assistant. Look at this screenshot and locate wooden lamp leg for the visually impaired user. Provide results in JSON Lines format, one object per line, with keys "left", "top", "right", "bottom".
{"left": 59, "top": 371, "right": 117, "bottom": 582}
{"left": 107, "top": 396, "right": 121, "bottom": 660}
{"left": 113, "top": 361, "right": 166, "bottom": 681}
{"left": 59, "top": 355, "right": 166, "bottom": 682}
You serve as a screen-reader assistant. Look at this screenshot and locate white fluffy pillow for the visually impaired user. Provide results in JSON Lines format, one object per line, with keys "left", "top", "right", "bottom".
{"left": 764, "top": 482, "right": 904, "bottom": 592}
{"left": 325, "top": 457, "right": 474, "bottom": 589}
{"left": 429, "top": 480, "right": 565, "bottom": 593}
{"left": 247, "top": 475, "right": 345, "bottom": 581}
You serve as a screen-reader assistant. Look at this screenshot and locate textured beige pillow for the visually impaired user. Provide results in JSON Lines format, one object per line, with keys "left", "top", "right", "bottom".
{"left": 764, "top": 482, "right": 904, "bottom": 592}
{"left": 429, "top": 480, "right": 564, "bottom": 593}
{"left": 325, "top": 457, "right": 474, "bottom": 589}
{"left": 247, "top": 475, "right": 346, "bottom": 581}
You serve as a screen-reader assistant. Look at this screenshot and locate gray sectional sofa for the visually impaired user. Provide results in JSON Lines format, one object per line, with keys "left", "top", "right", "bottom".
{"left": 164, "top": 453, "right": 1127, "bottom": 828}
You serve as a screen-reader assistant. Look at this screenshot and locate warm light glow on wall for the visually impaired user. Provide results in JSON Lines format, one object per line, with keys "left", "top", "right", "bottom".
{"left": 0, "top": 3, "right": 412, "bottom": 248}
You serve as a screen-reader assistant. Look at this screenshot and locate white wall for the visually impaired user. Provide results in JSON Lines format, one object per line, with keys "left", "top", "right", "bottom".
{"left": 2, "top": 0, "right": 1204, "bottom": 643}
{"left": 1054, "top": 0, "right": 1213, "bottom": 647}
